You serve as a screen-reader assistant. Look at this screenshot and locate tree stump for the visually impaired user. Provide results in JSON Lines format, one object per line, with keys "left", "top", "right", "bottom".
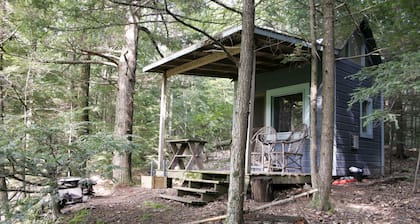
{"left": 251, "top": 177, "right": 273, "bottom": 202}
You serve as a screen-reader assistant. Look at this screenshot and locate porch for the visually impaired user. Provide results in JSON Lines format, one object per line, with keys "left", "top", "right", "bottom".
{"left": 143, "top": 26, "right": 314, "bottom": 176}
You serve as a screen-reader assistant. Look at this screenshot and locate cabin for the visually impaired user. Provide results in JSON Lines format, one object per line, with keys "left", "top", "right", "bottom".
{"left": 142, "top": 20, "right": 383, "bottom": 203}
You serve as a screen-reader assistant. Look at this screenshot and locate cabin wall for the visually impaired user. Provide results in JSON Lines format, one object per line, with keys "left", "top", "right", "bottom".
{"left": 335, "top": 60, "right": 382, "bottom": 176}
{"left": 254, "top": 64, "right": 311, "bottom": 127}
{"left": 254, "top": 65, "right": 312, "bottom": 173}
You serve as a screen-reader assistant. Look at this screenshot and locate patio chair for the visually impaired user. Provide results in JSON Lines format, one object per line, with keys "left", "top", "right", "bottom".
{"left": 251, "top": 126, "right": 277, "bottom": 172}
{"left": 270, "top": 125, "right": 308, "bottom": 172}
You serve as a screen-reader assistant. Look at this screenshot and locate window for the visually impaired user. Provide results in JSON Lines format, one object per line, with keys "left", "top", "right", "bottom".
{"left": 360, "top": 98, "right": 373, "bottom": 138}
{"left": 266, "top": 83, "right": 309, "bottom": 132}
{"left": 342, "top": 33, "right": 366, "bottom": 66}
{"left": 272, "top": 93, "right": 303, "bottom": 132}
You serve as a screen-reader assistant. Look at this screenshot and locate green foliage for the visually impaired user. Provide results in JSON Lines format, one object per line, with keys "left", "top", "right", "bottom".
{"left": 143, "top": 201, "right": 167, "bottom": 210}
{"left": 349, "top": 51, "right": 420, "bottom": 126}
{"left": 68, "top": 209, "right": 89, "bottom": 224}
{"left": 168, "top": 76, "right": 234, "bottom": 149}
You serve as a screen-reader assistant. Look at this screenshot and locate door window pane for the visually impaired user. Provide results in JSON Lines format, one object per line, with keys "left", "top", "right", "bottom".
{"left": 272, "top": 93, "right": 303, "bottom": 132}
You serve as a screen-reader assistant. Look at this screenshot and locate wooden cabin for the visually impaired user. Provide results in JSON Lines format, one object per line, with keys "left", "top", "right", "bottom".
{"left": 142, "top": 20, "right": 383, "bottom": 203}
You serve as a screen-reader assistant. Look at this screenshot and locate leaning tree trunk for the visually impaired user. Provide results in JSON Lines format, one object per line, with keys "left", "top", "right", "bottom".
{"left": 112, "top": 6, "right": 139, "bottom": 185}
{"left": 318, "top": 0, "right": 335, "bottom": 211}
{"left": 226, "top": 0, "right": 254, "bottom": 223}
{"left": 309, "top": 0, "right": 319, "bottom": 192}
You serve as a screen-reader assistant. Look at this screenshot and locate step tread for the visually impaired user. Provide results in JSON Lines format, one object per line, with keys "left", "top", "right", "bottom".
{"left": 174, "top": 186, "right": 217, "bottom": 194}
{"left": 184, "top": 178, "right": 227, "bottom": 184}
{"left": 159, "top": 194, "right": 207, "bottom": 205}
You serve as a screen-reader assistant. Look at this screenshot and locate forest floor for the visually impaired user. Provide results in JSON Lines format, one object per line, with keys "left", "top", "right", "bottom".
{"left": 63, "top": 149, "right": 420, "bottom": 224}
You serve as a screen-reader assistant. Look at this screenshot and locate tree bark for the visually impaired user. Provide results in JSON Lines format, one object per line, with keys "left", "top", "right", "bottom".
{"left": 318, "top": 0, "right": 335, "bottom": 211}
{"left": 226, "top": 0, "right": 254, "bottom": 223}
{"left": 309, "top": 0, "right": 319, "bottom": 191}
{"left": 113, "top": 6, "right": 139, "bottom": 185}
{"left": 395, "top": 100, "right": 406, "bottom": 159}
{"left": 0, "top": 23, "right": 9, "bottom": 217}
{"left": 79, "top": 55, "right": 91, "bottom": 136}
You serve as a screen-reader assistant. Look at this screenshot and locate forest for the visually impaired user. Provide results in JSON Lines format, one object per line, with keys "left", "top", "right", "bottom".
{"left": 0, "top": 0, "right": 419, "bottom": 223}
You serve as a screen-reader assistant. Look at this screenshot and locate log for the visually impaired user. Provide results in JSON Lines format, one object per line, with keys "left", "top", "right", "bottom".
{"left": 251, "top": 177, "right": 273, "bottom": 202}
{"left": 184, "top": 189, "right": 318, "bottom": 224}
{"left": 248, "top": 189, "right": 318, "bottom": 212}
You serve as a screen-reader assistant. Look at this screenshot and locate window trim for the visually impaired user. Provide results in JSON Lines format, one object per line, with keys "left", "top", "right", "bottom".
{"left": 265, "top": 83, "right": 310, "bottom": 129}
{"left": 360, "top": 98, "right": 373, "bottom": 139}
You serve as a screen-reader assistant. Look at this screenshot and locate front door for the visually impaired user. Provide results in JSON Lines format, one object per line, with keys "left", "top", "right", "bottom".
{"left": 266, "top": 83, "right": 309, "bottom": 133}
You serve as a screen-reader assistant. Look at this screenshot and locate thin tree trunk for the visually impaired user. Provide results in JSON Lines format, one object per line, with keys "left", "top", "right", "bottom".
{"left": 226, "top": 0, "right": 254, "bottom": 223}
{"left": 309, "top": 0, "right": 319, "bottom": 191}
{"left": 0, "top": 30, "right": 9, "bottom": 218}
{"left": 413, "top": 143, "right": 420, "bottom": 193}
{"left": 79, "top": 55, "right": 90, "bottom": 136}
{"left": 395, "top": 100, "right": 406, "bottom": 159}
{"left": 76, "top": 55, "right": 91, "bottom": 176}
{"left": 113, "top": 6, "right": 139, "bottom": 185}
{"left": 318, "top": 0, "right": 335, "bottom": 211}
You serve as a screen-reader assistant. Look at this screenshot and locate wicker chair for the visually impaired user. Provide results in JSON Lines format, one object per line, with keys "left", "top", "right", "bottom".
{"left": 251, "top": 127, "right": 277, "bottom": 172}
{"left": 270, "top": 125, "right": 308, "bottom": 172}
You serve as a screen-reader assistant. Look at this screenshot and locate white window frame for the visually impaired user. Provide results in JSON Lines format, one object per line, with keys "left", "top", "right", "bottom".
{"left": 360, "top": 98, "right": 373, "bottom": 138}
{"left": 265, "top": 83, "right": 310, "bottom": 129}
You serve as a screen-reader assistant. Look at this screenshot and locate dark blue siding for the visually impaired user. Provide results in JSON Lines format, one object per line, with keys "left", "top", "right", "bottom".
{"left": 335, "top": 60, "right": 382, "bottom": 176}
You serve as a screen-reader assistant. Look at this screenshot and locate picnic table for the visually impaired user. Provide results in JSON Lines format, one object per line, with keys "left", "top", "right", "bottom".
{"left": 167, "top": 139, "right": 207, "bottom": 170}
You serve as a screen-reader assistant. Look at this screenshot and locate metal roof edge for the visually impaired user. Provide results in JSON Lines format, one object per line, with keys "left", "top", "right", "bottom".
{"left": 143, "top": 26, "right": 243, "bottom": 73}
{"left": 143, "top": 25, "right": 344, "bottom": 73}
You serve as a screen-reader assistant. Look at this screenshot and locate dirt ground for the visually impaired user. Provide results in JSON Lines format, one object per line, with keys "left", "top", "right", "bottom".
{"left": 63, "top": 150, "right": 420, "bottom": 224}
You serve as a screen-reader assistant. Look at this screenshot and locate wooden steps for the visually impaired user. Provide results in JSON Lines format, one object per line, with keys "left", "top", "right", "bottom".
{"left": 160, "top": 171, "right": 229, "bottom": 205}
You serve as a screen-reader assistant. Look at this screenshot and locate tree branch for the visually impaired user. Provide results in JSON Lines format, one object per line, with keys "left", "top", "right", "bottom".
{"left": 335, "top": 48, "right": 383, "bottom": 61}
{"left": 209, "top": 0, "right": 242, "bottom": 15}
{"left": 42, "top": 60, "right": 117, "bottom": 67}
{"left": 79, "top": 49, "right": 120, "bottom": 64}
{"left": 0, "top": 28, "right": 18, "bottom": 46}
{"left": 139, "top": 26, "right": 164, "bottom": 58}
{"left": 163, "top": 0, "right": 239, "bottom": 68}
{"left": 0, "top": 75, "right": 28, "bottom": 110}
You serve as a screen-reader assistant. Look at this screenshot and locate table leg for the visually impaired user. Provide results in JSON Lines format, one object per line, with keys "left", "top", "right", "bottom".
{"left": 187, "top": 142, "right": 205, "bottom": 170}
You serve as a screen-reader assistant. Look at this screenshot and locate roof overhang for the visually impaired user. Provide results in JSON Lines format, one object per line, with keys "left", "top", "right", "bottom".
{"left": 143, "top": 26, "right": 314, "bottom": 79}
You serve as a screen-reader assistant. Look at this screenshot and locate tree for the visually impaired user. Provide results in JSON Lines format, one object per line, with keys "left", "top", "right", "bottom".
{"left": 226, "top": 0, "right": 254, "bottom": 223}
{"left": 112, "top": 4, "right": 140, "bottom": 184}
{"left": 0, "top": 0, "right": 8, "bottom": 214}
{"left": 309, "top": 0, "right": 320, "bottom": 193}
{"left": 318, "top": 0, "right": 335, "bottom": 211}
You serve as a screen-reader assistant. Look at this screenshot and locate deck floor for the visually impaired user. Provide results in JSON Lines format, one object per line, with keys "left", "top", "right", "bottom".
{"left": 155, "top": 169, "right": 311, "bottom": 185}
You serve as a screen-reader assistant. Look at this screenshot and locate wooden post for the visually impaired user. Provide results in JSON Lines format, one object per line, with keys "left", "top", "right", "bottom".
{"left": 158, "top": 73, "right": 167, "bottom": 170}
{"left": 245, "top": 54, "right": 256, "bottom": 175}
{"left": 251, "top": 177, "right": 273, "bottom": 202}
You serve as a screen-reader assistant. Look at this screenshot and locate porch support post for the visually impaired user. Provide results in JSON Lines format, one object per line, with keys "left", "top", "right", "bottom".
{"left": 157, "top": 73, "right": 167, "bottom": 171}
{"left": 245, "top": 54, "right": 256, "bottom": 174}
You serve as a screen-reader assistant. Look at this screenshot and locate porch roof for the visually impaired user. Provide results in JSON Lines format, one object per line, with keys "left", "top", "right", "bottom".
{"left": 143, "top": 26, "right": 312, "bottom": 79}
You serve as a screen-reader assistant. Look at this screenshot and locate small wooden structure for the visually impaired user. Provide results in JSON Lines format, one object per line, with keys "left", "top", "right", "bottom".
{"left": 167, "top": 139, "right": 207, "bottom": 170}
{"left": 143, "top": 21, "right": 383, "bottom": 203}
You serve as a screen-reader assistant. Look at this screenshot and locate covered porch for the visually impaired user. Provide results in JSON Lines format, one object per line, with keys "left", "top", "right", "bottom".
{"left": 143, "top": 26, "right": 313, "bottom": 179}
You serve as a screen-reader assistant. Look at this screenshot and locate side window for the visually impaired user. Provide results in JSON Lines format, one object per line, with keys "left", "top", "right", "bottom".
{"left": 360, "top": 98, "right": 373, "bottom": 138}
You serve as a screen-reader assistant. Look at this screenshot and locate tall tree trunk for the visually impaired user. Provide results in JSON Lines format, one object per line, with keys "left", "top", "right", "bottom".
{"left": 309, "top": 0, "right": 319, "bottom": 191}
{"left": 112, "top": 6, "right": 139, "bottom": 185}
{"left": 79, "top": 55, "right": 90, "bottom": 136}
{"left": 318, "top": 0, "right": 335, "bottom": 211}
{"left": 0, "top": 27, "right": 9, "bottom": 218}
{"left": 71, "top": 55, "right": 91, "bottom": 177}
{"left": 395, "top": 100, "right": 406, "bottom": 159}
{"left": 226, "top": 0, "right": 254, "bottom": 223}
